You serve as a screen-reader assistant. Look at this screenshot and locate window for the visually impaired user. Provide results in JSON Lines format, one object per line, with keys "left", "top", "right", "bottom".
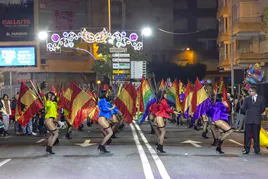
{"left": 225, "top": 44, "right": 229, "bottom": 59}
{"left": 197, "top": 18, "right": 217, "bottom": 30}
{"left": 197, "top": 0, "right": 217, "bottom": 9}
{"left": 174, "top": 0, "right": 188, "bottom": 9}
{"left": 174, "top": 18, "right": 188, "bottom": 31}
{"left": 198, "top": 39, "right": 217, "bottom": 50}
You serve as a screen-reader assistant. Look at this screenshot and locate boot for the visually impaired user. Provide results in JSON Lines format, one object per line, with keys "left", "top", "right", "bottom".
{"left": 98, "top": 145, "right": 110, "bottom": 154}
{"left": 111, "top": 133, "right": 117, "bottom": 139}
{"left": 156, "top": 144, "right": 166, "bottom": 153}
{"left": 53, "top": 138, "right": 59, "bottom": 146}
{"left": 211, "top": 138, "right": 218, "bottom": 146}
{"left": 216, "top": 139, "right": 224, "bottom": 154}
{"left": 106, "top": 138, "right": 112, "bottom": 145}
{"left": 65, "top": 133, "right": 72, "bottom": 139}
{"left": 46, "top": 146, "right": 55, "bottom": 154}
{"left": 202, "top": 132, "right": 209, "bottom": 139}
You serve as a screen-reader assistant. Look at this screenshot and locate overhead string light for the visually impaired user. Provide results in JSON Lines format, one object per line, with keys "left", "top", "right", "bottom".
{"left": 157, "top": 27, "right": 210, "bottom": 35}
{"left": 47, "top": 28, "right": 143, "bottom": 52}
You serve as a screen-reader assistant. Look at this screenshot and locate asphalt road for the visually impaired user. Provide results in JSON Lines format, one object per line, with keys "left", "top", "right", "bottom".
{"left": 0, "top": 121, "right": 268, "bottom": 179}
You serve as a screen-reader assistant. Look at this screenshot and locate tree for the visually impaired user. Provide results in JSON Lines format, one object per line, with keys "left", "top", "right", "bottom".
{"left": 263, "top": 7, "right": 268, "bottom": 35}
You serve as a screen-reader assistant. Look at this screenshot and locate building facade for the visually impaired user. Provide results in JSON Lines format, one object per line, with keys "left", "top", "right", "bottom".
{"left": 172, "top": 0, "right": 221, "bottom": 79}
{"left": 217, "top": 0, "right": 268, "bottom": 76}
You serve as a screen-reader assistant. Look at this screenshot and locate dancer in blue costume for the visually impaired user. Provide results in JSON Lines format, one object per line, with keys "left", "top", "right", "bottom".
{"left": 97, "top": 90, "right": 114, "bottom": 154}
{"left": 212, "top": 94, "right": 233, "bottom": 154}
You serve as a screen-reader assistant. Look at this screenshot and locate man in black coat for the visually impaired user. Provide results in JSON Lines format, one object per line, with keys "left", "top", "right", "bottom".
{"left": 242, "top": 85, "right": 266, "bottom": 155}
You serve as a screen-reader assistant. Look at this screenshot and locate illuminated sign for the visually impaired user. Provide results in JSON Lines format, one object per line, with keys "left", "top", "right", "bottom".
{"left": 0, "top": 46, "right": 36, "bottom": 67}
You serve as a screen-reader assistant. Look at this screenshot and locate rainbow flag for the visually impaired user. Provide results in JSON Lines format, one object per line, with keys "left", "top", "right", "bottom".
{"left": 138, "top": 77, "right": 157, "bottom": 124}
{"left": 166, "top": 79, "right": 182, "bottom": 112}
{"left": 183, "top": 81, "right": 193, "bottom": 119}
{"left": 159, "top": 78, "right": 165, "bottom": 91}
{"left": 191, "top": 78, "right": 212, "bottom": 122}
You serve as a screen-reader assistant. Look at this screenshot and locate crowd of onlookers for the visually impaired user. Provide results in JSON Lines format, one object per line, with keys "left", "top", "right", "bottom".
{"left": 0, "top": 93, "right": 48, "bottom": 137}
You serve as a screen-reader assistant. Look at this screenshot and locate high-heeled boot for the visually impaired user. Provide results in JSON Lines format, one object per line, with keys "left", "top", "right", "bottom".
{"left": 211, "top": 138, "right": 218, "bottom": 146}
{"left": 46, "top": 146, "right": 55, "bottom": 154}
{"left": 98, "top": 145, "right": 110, "bottom": 154}
{"left": 156, "top": 144, "right": 166, "bottom": 153}
{"left": 202, "top": 132, "right": 209, "bottom": 139}
{"left": 216, "top": 139, "right": 224, "bottom": 154}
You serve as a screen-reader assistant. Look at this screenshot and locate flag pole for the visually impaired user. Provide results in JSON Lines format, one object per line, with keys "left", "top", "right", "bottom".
{"left": 29, "top": 80, "right": 44, "bottom": 104}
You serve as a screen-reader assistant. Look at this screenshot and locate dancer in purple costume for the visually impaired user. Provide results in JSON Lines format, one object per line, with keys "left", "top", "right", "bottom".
{"left": 211, "top": 94, "right": 233, "bottom": 154}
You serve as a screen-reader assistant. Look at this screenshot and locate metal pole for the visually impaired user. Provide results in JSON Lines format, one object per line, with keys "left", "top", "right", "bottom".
{"left": 122, "top": 0, "right": 126, "bottom": 30}
{"left": 9, "top": 72, "right": 12, "bottom": 97}
{"left": 108, "top": 0, "right": 111, "bottom": 32}
{"left": 230, "top": 0, "right": 234, "bottom": 96}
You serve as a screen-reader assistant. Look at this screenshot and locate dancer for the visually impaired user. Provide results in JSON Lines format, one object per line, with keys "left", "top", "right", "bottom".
{"left": 154, "top": 91, "right": 178, "bottom": 153}
{"left": 44, "top": 92, "right": 59, "bottom": 154}
{"left": 97, "top": 90, "right": 114, "bottom": 153}
{"left": 212, "top": 94, "right": 233, "bottom": 154}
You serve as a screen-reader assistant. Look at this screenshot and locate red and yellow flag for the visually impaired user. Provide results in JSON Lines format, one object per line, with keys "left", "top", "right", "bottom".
{"left": 15, "top": 82, "right": 43, "bottom": 127}
{"left": 159, "top": 78, "right": 165, "bottom": 91}
{"left": 59, "top": 82, "right": 97, "bottom": 129}
{"left": 113, "top": 82, "right": 137, "bottom": 124}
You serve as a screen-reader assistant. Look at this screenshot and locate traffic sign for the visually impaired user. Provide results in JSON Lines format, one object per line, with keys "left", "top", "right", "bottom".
{"left": 113, "top": 75, "right": 130, "bottom": 81}
{"left": 112, "top": 53, "right": 130, "bottom": 58}
{"left": 113, "top": 63, "right": 130, "bottom": 69}
{"left": 113, "top": 69, "right": 131, "bottom": 74}
{"left": 109, "top": 48, "right": 127, "bottom": 53}
{"left": 131, "top": 61, "right": 146, "bottom": 79}
{"left": 112, "top": 58, "right": 130, "bottom": 63}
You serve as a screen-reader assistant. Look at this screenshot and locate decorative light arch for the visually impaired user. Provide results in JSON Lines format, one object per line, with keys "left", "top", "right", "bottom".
{"left": 46, "top": 28, "right": 143, "bottom": 52}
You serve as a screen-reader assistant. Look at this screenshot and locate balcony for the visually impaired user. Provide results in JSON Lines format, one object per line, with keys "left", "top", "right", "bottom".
{"left": 218, "top": 58, "right": 230, "bottom": 70}
{"left": 232, "top": 0, "right": 256, "bottom": 4}
{"left": 234, "top": 49, "right": 266, "bottom": 64}
{"left": 217, "top": 32, "right": 230, "bottom": 44}
{"left": 233, "top": 17, "right": 263, "bottom": 35}
{"left": 260, "top": 36, "right": 268, "bottom": 55}
{"left": 217, "top": 5, "right": 230, "bottom": 19}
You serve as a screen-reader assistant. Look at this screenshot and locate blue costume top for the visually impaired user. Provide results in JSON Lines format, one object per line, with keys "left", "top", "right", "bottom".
{"left": 107, "top": 102, "right": 119, "bottom": 115}
{"left": 212, "top": 102, "right": 229, "bottom": 122}
{"left": 98, "top": 98, "right": 113, "bottom": 119}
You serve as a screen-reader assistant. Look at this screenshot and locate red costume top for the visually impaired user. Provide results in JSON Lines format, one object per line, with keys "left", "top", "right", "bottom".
{"left": 155, "top": 98, "right": 174, "bottom": 119}
{"left": 149, "top": 103, "right": 158, "bottom": 116}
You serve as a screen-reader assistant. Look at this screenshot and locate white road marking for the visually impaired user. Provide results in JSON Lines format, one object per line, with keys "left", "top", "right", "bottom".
{"left": 228, "top": 139, "right": 244, "bottom": 146}
{"left": 75, "top": 140, "right": 97, "bottom": 147}
{"left": 182, "top": 140, "right": 202, "bottom": 148}
{"left": 0, "top": 159, "right": 11, "bottom": 167}
{"left": 130, "top": 123, "right": 154, "bottom": 179}
{"left": 36, "top": 139, "right": 45, "bottom": 144}
{"left": 133, "top": 121, "right": 171, "bottom": 179}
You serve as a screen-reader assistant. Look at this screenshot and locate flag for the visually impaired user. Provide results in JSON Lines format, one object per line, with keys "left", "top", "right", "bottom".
{"left": 51, "top": 85, "right": 56, "bottom": 94}
{"left": 138, "top": 77, "right": 157, "bottom": 124}
{"left": 113, "top": 82, "right": 137, "bottom": 124}
{"left": 136, "top": 84, "right": 144, "bottom": 113}
{"left": 159, "top": 78, "right": 165, "bottom": 91}
{"left": 59, "top": 82, "right": 97, "bottom": 129}
{"left": 87, "top": 91, "right": 100, "bottom": 122}
{"left": 191, "top": 78, "right": 212, "bottom": 121}
{"left": 15, "top": 82, "right": 43, "bottom": 127}
{"left": 183, "top": 81, "right": 193, "bottom": 119}
{"left": 166, "top": 79, "right": 182, "bottom": 112}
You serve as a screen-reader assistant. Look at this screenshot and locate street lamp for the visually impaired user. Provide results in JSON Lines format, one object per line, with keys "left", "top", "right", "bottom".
{"left": 141, "top": 27, "right": 152, "bottom": 37}
{"left": 186, "top": 47, "right": 191, "bottom": 51}
{"left": 38, "top": 31, "right": 48, "bottom": 40}
{"left": 96, "top": 80, "right": 101, "bottom": 85}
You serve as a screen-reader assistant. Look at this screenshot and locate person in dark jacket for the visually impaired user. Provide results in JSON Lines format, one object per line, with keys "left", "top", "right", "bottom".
{"left": 242, "top": 85, "right": 266, "bottom": 155}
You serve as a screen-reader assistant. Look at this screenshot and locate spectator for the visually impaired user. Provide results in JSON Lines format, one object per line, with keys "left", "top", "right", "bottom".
{"left": 1, "top": 94, "right": 11, "bottom": 135}
{"left": 12, "top": 93, "right": 22, "bottom": 135}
